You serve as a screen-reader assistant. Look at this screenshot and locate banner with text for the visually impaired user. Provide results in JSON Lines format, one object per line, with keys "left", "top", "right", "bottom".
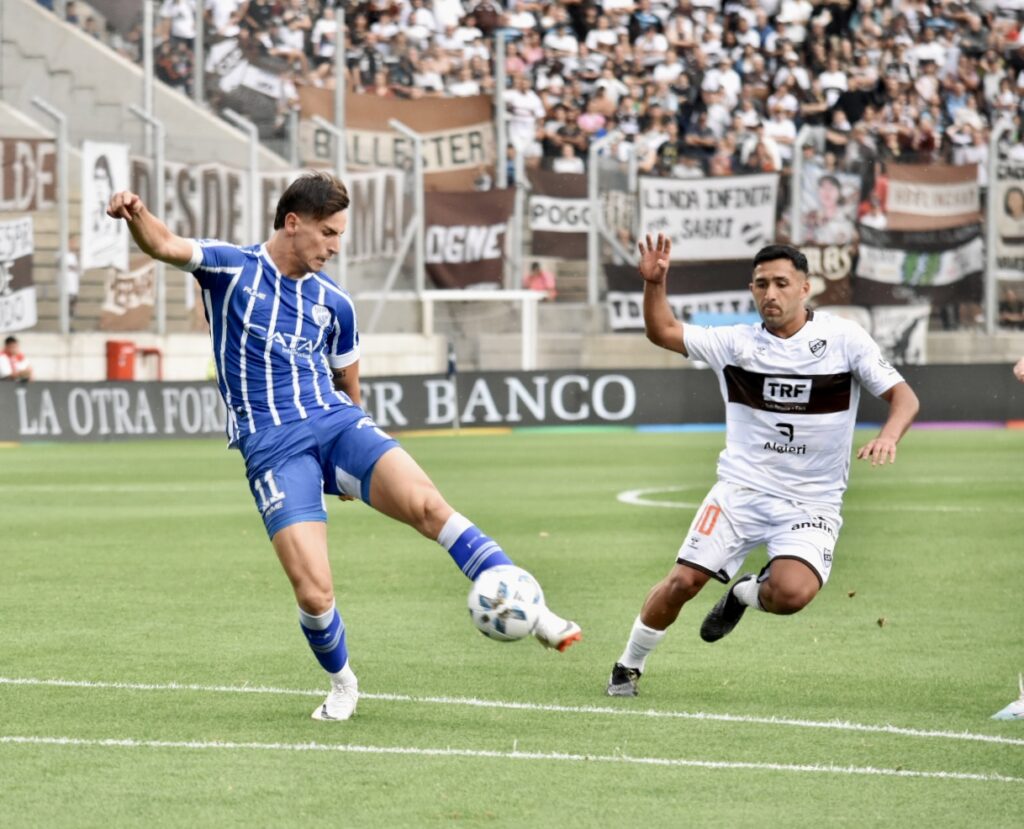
{"left": 0, "top": 216, "right": 37, "bottom": 333}
{"left": 81, "top": 141, "right": 130, "bottom": 272}
{"left": 424, "top": 189, "right": 515, "bottom": 288}
{"left": 993, "top": 160, "right": 1024, "bottom": 280}
{"left": 605, "top": 260, "right": 755, "bottom": 330}
{"left": 638, "top": 173, "right": 778, "bottom": 261}
{"left": 298, "top": 91, "right": 495, "bottom": 191}
{"left": 884, "top": 163, "right": 980, "bottom": 231}
{"left": 130, "top": 161, "right": 404, "bottom": 262}
{"left": 855, "top": 223, "right": 983, "bottom": 306}
{"left": 800, "top": 244, "right": 855, "bottom": 306}
{"left": 528, "top": 169, "right": 589, "bottom": 259}
{"left": 0, "top": 138, "right": 57, "bottom": 213}
{"left": 7, "top": 365, "right": 1018, "bottom": 441}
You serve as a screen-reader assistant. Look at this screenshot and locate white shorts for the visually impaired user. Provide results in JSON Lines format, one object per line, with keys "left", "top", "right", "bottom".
{"left": 676, "top": 481, "right": 843, "bottom": 586}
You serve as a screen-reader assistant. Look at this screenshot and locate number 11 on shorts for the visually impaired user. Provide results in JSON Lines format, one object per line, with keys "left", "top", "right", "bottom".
{"left": 254, "top": 469, "right": 285, "bottom": 513}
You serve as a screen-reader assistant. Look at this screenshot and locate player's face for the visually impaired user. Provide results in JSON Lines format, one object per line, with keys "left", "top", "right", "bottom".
{"left": 291, "top": 210, "right": 347, "bottom": 273}
{"left": 750, "top": 259, "right": 810, "bottom": 336}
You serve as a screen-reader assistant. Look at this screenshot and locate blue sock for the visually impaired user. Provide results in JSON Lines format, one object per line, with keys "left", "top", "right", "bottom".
{"left": 437, "top": 512, "right": 513, "bottom": 580}
{"left": 298, "top": 603, "right": 348, "bottom": 674}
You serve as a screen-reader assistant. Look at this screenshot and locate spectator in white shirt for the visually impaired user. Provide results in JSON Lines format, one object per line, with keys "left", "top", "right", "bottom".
{"left": 506, "top": 73, "right": 546, "bottom": 152}
{"left": 776, "top": 0, "right": 813, "bottom": 44}
{"left": 552, "top": 143, "right": 586, "bottom": 174}
{"left": 763, "top": 103, "right": 797, "bottom": 165}
{"left": 819, "top": 55, "right": 848, "bottom": 108}
{"left": 159, "top": 0, "right": 196, "bottom": 43}
{"left": 773, "top": 50, "right": 810, "bottom": 91}
{"left": 595, "top": 65, "right": 631, "bottom": 105}
{"left": 448, "top": 64, "right": 481, "bottom": 97}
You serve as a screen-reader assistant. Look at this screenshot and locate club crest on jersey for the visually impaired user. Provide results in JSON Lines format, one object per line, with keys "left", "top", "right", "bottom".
{"left": 809, "top": 339, "right": 827, "bottom": 358}
{"left": 312, "top": 304, "right": 331, "bottom": 327}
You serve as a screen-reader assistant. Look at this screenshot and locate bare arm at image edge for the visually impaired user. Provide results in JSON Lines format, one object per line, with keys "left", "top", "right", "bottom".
{"left": 638, "top": 233, "right": 688, "bottom": 356}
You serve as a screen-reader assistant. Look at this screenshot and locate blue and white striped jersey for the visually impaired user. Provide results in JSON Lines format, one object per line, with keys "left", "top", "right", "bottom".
{"left": 182, "top": 239, "right": 360, "bottom": 446}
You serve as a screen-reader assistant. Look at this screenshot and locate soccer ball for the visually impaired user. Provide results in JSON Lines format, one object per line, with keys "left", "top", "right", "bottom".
{"left": 467, "top": 565, "right": 544, "bottom": 642}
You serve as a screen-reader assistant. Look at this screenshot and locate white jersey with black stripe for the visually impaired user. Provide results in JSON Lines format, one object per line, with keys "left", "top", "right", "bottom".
{"left": 683, "top": 310, "right": 904, "bottom": 508}
{"left": 180, "top": 239, "right": 360, "bottom": 446}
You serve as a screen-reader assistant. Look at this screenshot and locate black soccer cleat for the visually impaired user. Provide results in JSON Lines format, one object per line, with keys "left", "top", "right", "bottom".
{"left": 606, "top": 662, "right": 642, "bottom": 697}
{"left": 700, "top": 574, "right": 755, "bottom": 643}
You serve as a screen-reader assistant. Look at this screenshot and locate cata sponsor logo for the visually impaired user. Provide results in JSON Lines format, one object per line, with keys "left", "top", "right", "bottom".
{"left": 243, "top": 322, "right": 317, "bottom": 355}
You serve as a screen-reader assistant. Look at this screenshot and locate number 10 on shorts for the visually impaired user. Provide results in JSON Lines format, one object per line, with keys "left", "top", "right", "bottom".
{"left": 254, "top": 469, "right": 285, "bottom": 513}
{"left": 697, "top": 504, "right": 721, "bottom": 535}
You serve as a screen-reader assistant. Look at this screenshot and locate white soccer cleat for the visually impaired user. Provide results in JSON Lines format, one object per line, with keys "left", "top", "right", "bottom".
{"left": 311, "top": 680, "right": 359, "bottom": 721}
{"left": 991, "top": 673, "right": 1024, "bottom": 721}
{"left": 533, "top": 607, "right": 582, "bottom": 652}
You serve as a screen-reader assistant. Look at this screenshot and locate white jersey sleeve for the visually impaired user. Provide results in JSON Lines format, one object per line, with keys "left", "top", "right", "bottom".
{"left": 683, "top": 323, "right": 754, "bottom": 369}
{"left": 843, "top": 321, "right": 905, "bottom": 398}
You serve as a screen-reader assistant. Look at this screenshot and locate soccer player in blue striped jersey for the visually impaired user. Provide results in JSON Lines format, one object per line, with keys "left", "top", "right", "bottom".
{"left": 106, "top": 172, "right": 581, "bottom": 721}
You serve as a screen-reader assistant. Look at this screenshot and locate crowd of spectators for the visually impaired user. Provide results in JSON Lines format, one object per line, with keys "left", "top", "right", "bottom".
{"left": 45, "top": 1, "right": 1024, "bottom": 189}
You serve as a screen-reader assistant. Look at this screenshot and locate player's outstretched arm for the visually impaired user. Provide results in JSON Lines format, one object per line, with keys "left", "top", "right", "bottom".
{"left": 106, "top": 191, "right": 194, "bottom": 268}
{"left": 856, "top": 381, "right": 919, "bottom": 466}
{"left": 639, "top": 233, "right": 687, "bottom": 356}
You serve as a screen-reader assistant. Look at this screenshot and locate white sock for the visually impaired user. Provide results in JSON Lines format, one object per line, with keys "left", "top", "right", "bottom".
{"left": 732, "top": 577, "right": 764, "bottom": 610}
{"left": 617, "top": 616, "right": 667, "bottom": 672}
{"left": 437, "top": 512, "right": 473, "bottom": 549}
{"left": 298, "top": 603, "right": 335, "bottom": 630}
{"left": 329, "top": 661, "right": 358, "bottom": 690}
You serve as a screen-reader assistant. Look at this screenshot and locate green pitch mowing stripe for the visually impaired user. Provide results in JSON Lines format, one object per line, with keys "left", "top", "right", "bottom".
{"left": 2, "top": 735, "right": 1020, "bottom": 784}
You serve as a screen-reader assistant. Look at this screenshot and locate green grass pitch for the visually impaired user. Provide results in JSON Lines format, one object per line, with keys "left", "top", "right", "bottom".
{"left": 1, "top": 429, "right": 1022, "bottom": 827}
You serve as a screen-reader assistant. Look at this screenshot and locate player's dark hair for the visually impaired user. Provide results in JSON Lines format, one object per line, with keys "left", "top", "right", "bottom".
{"left": 274, "top": 172, "right": 350, "bottom": 230}
{"left": 752, "top": 244, "right": 809, "bottom": 277}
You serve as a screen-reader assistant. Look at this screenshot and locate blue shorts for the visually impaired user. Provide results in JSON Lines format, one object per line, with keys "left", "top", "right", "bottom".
{"left": 238, "top": 407, "right": 400, "bottom": 539}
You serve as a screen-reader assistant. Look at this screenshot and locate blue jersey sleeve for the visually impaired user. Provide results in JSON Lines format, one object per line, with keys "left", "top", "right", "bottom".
{"left": 180, "top": 239, "right": 253, "bottom": 288}
{"left": 324, "top": 285, "right": 360, "bottom": 369}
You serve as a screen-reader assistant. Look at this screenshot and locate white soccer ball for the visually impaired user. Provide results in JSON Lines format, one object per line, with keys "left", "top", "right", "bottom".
{"left": 467, "top": 565, "right": 544, "bottom": 642}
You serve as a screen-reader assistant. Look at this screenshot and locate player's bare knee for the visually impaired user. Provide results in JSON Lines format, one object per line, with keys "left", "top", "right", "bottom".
{"left": 663, "top": 568, "right": 705, "bottom": 606}
{"left": 765, "top": 582, "right": 817, "bottom": 614}
{"left": 296, "top": 588, "right": 335, "bottom": 616}
{"left": 408, "top": 487, "right": 453, "bottom": 537}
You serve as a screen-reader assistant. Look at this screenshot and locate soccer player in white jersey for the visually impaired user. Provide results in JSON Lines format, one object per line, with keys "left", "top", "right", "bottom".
{"left": 106, "top": 173, "right": 581, "bottom": 721}
{"left": 607, "top": 235, "right": 919, "bottom": 697}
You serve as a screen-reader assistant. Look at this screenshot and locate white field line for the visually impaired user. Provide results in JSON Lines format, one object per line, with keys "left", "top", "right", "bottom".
{"left": 616, "top": 487, "right": 994, "bottom": 513}
{"left": 0, "top": 735, "right": 1019, "bottom": 784}
{"left": 2, "top": 676, "right": 1022, "bottom": 748}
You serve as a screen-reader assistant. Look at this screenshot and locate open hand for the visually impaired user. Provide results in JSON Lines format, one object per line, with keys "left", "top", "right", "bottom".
{"left": 856, "top": 437, "right": 898, "bottom": 466}
{"left": 638, "top": 233, "right": 672, "bottom": 285}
